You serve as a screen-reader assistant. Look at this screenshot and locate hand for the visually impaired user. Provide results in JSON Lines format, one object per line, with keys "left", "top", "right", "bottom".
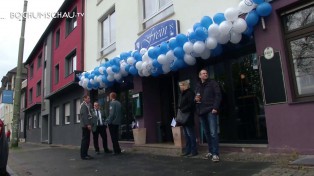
{"left": 87, "top": 125, "right": 92, "bottom": 131}
{"left": 195, "top": 96, "right": 201, "bottom": 103}
{"left": 212, "top": 109, "right": 218, "bottom": 114}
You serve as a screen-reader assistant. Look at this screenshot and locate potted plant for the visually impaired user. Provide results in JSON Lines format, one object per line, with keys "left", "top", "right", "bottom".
{"left": 132, "top": 120, "right": 146, "bottom": 145}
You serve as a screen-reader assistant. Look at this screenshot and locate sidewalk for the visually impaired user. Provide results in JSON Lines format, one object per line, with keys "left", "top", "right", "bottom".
{"left": 7, "top": 142, "right": 314, "bottom": 176}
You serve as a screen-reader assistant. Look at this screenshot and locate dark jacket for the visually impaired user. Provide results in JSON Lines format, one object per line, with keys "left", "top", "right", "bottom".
{"left": 0, "top": 119, "right": 9, "bottom": 175}
{"left": 80, "top": 102, "right": 92, "bottom": 128}
{"left": 106, "top": 100, "right": 123, "bottom": 125}
{"left": 91, "top": 109, "right": 106, "bottom": 132}
{"left": 195, "top": 79, "right": 222, "bottom": 115}
{"left": 178, "top": 88, "right": 195, "bottom": 126}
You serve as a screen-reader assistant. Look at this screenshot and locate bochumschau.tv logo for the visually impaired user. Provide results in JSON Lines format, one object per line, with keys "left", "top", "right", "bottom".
{"left": 10, "top": 11, "right": 84, "bottom": 19}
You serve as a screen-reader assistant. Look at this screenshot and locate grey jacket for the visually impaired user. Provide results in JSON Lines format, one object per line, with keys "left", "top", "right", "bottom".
{"left": 106, "top": 100, "right": 122, "bottom": 125}
{"left": 80, "top": 102, "right": 92, "bottom": 128}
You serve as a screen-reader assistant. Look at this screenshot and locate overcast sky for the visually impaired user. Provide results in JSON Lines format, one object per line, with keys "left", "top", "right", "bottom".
{"left": 0, "top": 0, "right": 64, "bottom": 87}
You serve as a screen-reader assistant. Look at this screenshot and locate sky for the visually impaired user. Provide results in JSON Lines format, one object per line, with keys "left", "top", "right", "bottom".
{"left": 0, "top": 0, "right": 65, "bottom": 87}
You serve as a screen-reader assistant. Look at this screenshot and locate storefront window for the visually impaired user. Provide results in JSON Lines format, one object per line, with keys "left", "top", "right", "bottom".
{"left": 282, "top": 3, "right": 314, "bottom": 101}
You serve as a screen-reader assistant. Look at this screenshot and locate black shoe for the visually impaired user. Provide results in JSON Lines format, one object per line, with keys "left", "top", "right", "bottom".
{"left": 81, "top": 155, "right": 93, "bottom": 160}
{"left": 180, "top": 153, "right": 190, "bottom": 157}
{"left": 105, "top": 150, "right": 112, "bottom": 154}
{"left": 189, "top": 152, "right": 198, "bottom": 157}
{"left": 95, "top": 151, "right": 100, "bottom": 154}
{"left": 112, "top": 152, "right": 121, "bottom": 155}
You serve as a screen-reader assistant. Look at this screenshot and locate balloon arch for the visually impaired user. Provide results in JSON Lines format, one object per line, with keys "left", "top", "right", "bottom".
{"left": 78, "top": 0, "right": 272, "bottom": 90}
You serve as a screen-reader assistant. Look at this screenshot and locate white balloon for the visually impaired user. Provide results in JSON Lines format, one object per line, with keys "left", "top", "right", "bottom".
{"left": 219, "top": 21, "right": 233, "bottom": 35}
{"left": 106, "top": 67, "right": 113, "bottom": 75}
{"left": 200, "top": 49, "right": 211, "bottom": 60}
{"left": 96, "top": 75, "right": 102, "bottom": 83}
{"left": 127, "top": 57, "right": 136, "bottom": 65}
{"left": 166, "top": 50, "right": 176, "bottom": 62}
{"left": 107, "top": 75, "right": 114, "bottom": 82}
{"left": 140, "top": 48, "right": 147, "bottom": 55}
{"left": 90, "top": 79, "right": 95, "bottom": 84}
{"left": 187, "top": 28, "right": 194, "bottom": 35}
{"left": 79, "top": 80, "right": 82, "bottom": 86}
{"left": 135, "top": 61, "right": 143, "bottom": 70}
{"left": 238, "top": 0, "right": 256, "bottom": 13}
{"left": 224, "top": 7, "right": 239, "bottom": 21}
{"left": 114, "top": 73, "right": 122, "bottom": 81}
{"left": 184, "top": 54, "right": 196, "bottom": 65}
{"left": 230, "top": 32, "right": 242, "bottom": 44}
{"left": 217, "top": 33, "right": 230, "bottom": 44}
{"left": 232, "top": 18, "right": 247, "bottom": 33}
{"left": 208, "top": 24, "right": 220, "bottom": 38}
{"left": 162, "top": 64, "right": 171, "bottom": 74}
{"left": 157, "top": 54, "right": 167, "bottom": 65}
{"left": 183, "top": 42, "right": 193, "bottom": 54}
{"left": 98, "top": 67, "right": 104, "bottom": 74}
{"left": 205, "top": 37, "right": 218, "bottom": 49}
{"left": 193, "top": 41, "right": 206, "bottom": 54}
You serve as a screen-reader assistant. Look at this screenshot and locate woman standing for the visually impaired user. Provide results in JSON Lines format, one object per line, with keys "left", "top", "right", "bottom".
{"left": 178, "top": 80, "right": 198, "bottom": 156}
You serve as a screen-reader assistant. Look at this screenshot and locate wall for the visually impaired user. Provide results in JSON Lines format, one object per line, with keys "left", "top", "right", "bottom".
{"left": 254, "top": 0, "right": 314, "bottom": 153}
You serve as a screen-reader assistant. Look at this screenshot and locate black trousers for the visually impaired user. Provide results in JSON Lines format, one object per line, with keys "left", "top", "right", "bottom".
{"left": 92, "top": 125, "right": 109, "bottom": 152}
{"left": 108, "top": 124, "right": 121, "bottom": 154}
{"left": 80, "top": 127, "right": 90, "bottom": 158}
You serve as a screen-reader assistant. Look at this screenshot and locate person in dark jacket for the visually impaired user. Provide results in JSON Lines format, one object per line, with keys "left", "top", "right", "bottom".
{"left": 0, "top": 119, "right": 9, "bottom": 175}
{"left": 80, "top": 95, "right": 93, "bottom": 160}
{"left": 178, "top": 80, "right": 198, "bottom": 156}
{"left": 195, "top": 69, "right": 222, "bottom": 162}
{"left": 106, "top": 92, "right": 122, "bottom": 155}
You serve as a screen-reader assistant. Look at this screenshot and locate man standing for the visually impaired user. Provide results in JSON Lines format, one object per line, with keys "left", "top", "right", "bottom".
{"left": 0, "top": 119, "right": 9, "bottom": 175}
{"left": 106, "top": 92, "right": 122, "bottom": 155}
{"left": 195, "top": 69, "right": 222, "bottom": 162}
{"left": 80, "top": 95, "right": 93, "bottom": 160}
{"left": 92, "top": 102, "right": 112, "bottom": 154}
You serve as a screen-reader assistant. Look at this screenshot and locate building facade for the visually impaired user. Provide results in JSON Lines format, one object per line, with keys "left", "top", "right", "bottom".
{"left": 24, "top": 0, "right": 85, "bottom": 145}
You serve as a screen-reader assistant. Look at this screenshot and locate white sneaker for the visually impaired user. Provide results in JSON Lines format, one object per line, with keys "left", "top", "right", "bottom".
{"left": 212, "top": 155, "right": 220, "bottom": 162}
{"left": 202, "top": 153, "right": 212, "bottom": 160}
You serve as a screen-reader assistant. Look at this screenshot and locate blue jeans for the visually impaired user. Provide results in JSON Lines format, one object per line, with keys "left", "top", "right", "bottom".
{"left": 200, "top": 112, "right": 219, "bottom": 155}
{"left": 183, "top": 125, "right": 197, "bottom": 154}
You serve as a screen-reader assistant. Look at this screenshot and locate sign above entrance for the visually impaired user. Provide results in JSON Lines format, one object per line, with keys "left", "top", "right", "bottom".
{"left": 135, "top": 20, "right": 179, "bottom": 50}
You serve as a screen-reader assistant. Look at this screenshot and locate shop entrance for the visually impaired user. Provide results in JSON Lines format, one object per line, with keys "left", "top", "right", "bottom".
{"left": 211, "top": 53, "right": 268, "bottom": 143}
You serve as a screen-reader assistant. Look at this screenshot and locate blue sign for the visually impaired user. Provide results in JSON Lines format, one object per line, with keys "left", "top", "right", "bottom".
{"left": 2, "top": 90, "right": 13, "bottom": 104}
{"left": 135, "top": 20, "right": 178, "bottom": 50}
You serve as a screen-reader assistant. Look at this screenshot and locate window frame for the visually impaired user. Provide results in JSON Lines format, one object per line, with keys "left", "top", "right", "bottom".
{"left": 99, "top": 8, "right": 116, "bottom": 56}
{"left": 36, "top": 80, "right": 41, "bottom": 97}
{"left": 37, "top": 54, "right": 42, "bottom": 69}
{"left": 282, "top": 2, "right": 314, "bottom": 102}
{"left": 29, "top": 88, "right": 33, "bottom": 104}
{"left": 30, "top": 64, "right": 34, "bottom": 79}
{"left": 75, "top": 98, "right": 81, "bottom": 123}
{"left": 55, "top": 64, "right": 59, "bottom": 84}
{"left": 55, "top": 106, "right": 60, "bottom": 125}
{"left": 66, "top": 7, "right": 77, "bottom": 36}
{"left": 64, "top": 102, "right": 71, "bottom": 125}
{"left": 65, "top": 50, "right": 77, "bottom": 77}
{"left": 33, "top": 114, "right": 37, "bottom": 128}
{"left": 56, "top": 29, "right": 60, "bottom": 48}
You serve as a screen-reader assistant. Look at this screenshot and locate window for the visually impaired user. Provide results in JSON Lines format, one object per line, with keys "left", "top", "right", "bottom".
{"left": 65, "top": 51, "right": 77, "bottom": 77}
{"left": 20, "top": 119, "right": 24, "bottom": 132}
{"left": 282, "top": 3, "right": 314, "bottom": 101}
{"left": 56, "top": 29, "right": 60, "bottom": 48}
{"left": 55, "top": 107, "right": 60, "bottom": 125}
{"left": 28, "top": 116, "right": 32, "bottom": 129}
{"left": 37, "top": 54, "right": 42, "bottom": 69}
{"left": 55, "top": 64, "right": 59, "bottom": 84}
{"left": 75, "top": 98, "right": 81, "bottom": 123}
{"left": 30, "top": 64, "right": 34, "bottom": 78}
{"left": 100, "top": 9, "right": 116, "bottom": 56}
{"left": 36, "top": 81, "right": 41, "bottom": 96}
{"left": 29, "top": 88, "right": 33, "bottom": 104}
{"left": 33, "top": 114, "right": 37, "bottom": 128}
{"left": 66, "top": 7, "right": 77, "bottom": 35}
{"left": 142, "top": 0, "right": 173, "bottom": 29}
{"left": 64, "top": 103, "right": 71, "bottom": 124}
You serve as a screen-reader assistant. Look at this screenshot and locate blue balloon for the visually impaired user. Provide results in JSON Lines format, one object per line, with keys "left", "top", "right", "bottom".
{"left": 102, "top": 76, "right": 109, "bottom": 84}
{"left": 243, "top": 27, "right": 254, "bottom": 37}
{"left": 169, "top": 39, "right": 178, "bottom": 50}
{"left": 120, "top": 52, "right": 129, "bottom": 60}
{"left": 173, "top": 47, "right": 185, "bottom": 59}
{"left": 253, "top": 0, "right": 264, "bottom": 5}
{"left": 195, "top": 27, "right": 208, "bottom": 41}
{"left": 193, "top": 22, "right": 202, "bottom": 31}
{"left": 111, "top": 65, "right": 120, "bottom": 73}
{"left": 132, "top": 51, "right": 142, "bottom": 61}
{"left": 200, "top": 16, "right": 213, "bottom": 28}
{"left": 256, "top": 2, "right": 272, "bottom": 17}
{"left": 152, "top": 59, "right": 162, "bottom": 68}
{"left": 124, "top": 65, "right": 131, "bottom": 72}
{"left": 188, "top": 32, "right": 197, "bottom": 43}
{"left": 176, "top": 34, "right": 188, "bottom": 47}
{"left": 129, "top": 66, "right": 138, "bottom": 75}
{"left": 159, "top": 42, "right": 169, "bottom": 54}
{"left": 213, "top": 13, "right": 225, "bottom": 25}
{"left": 211, "top": 44, "right": 223, "bottom": 57}
{"left": 148, "top": 47, "right": 158, "bottom": 59}
{"left": 87, "top": 82, "right": 92, "bottom": 89}
{"left": 112, "top": 57, "right": 121, "bottom": 65}
{"left": 245, "top": 10, "right": 260, "bottom": 27}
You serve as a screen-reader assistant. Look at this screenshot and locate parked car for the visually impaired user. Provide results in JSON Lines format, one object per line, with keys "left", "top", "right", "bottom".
{"left": 0, "top": 119, "right": 9, "bottom": 175}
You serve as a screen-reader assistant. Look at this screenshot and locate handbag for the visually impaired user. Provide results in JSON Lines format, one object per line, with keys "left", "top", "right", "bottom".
{"left": 175, "top": 109, "right": 189, "bottom": 124}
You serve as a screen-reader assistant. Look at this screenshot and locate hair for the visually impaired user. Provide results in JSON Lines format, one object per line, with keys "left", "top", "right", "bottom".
{"left": 110, "top": 92, "right": 117, "bottom": 99}
{"left": 199, "top": 69, "right": 208, "bottom": 76}
{"left": 83, "top": 95, "right": 90, "bottom": 101}
{"left": 178, "top": 80, "right": 190, "bottom": 88}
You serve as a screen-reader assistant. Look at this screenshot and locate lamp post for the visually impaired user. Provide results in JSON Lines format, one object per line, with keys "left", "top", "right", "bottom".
{"left": 11, "top": 0, "right": 28, "bottom": 147}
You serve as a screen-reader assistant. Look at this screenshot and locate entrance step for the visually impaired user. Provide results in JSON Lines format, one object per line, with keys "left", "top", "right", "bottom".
{"left": 131, "top": 143, "right": 184, "bottom": 156}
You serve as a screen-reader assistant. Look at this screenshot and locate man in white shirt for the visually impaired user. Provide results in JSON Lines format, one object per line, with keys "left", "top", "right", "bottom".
{"left": 92, "top": 102, "right": 112, "bottom": 154}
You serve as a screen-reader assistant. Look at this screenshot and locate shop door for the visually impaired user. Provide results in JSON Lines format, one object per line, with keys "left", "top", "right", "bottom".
{"left": 214, "top": 53, "right": 268, "bottom": 143}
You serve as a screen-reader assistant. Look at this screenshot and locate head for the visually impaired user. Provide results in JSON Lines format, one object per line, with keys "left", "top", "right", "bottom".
{"left": 199, "top": 69, "right": 209, "bottom": 82}
{"left": 178, "top": 80, "right": 190, "bottom": 92}
{"left": 109, "top": 92, "right": 117, "bottom": 101}
{"left": 83, "top": 95, "right": 90, "bottom": 104}
{"left": 94, "top": 102, "right": 100, "bottom": 110}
